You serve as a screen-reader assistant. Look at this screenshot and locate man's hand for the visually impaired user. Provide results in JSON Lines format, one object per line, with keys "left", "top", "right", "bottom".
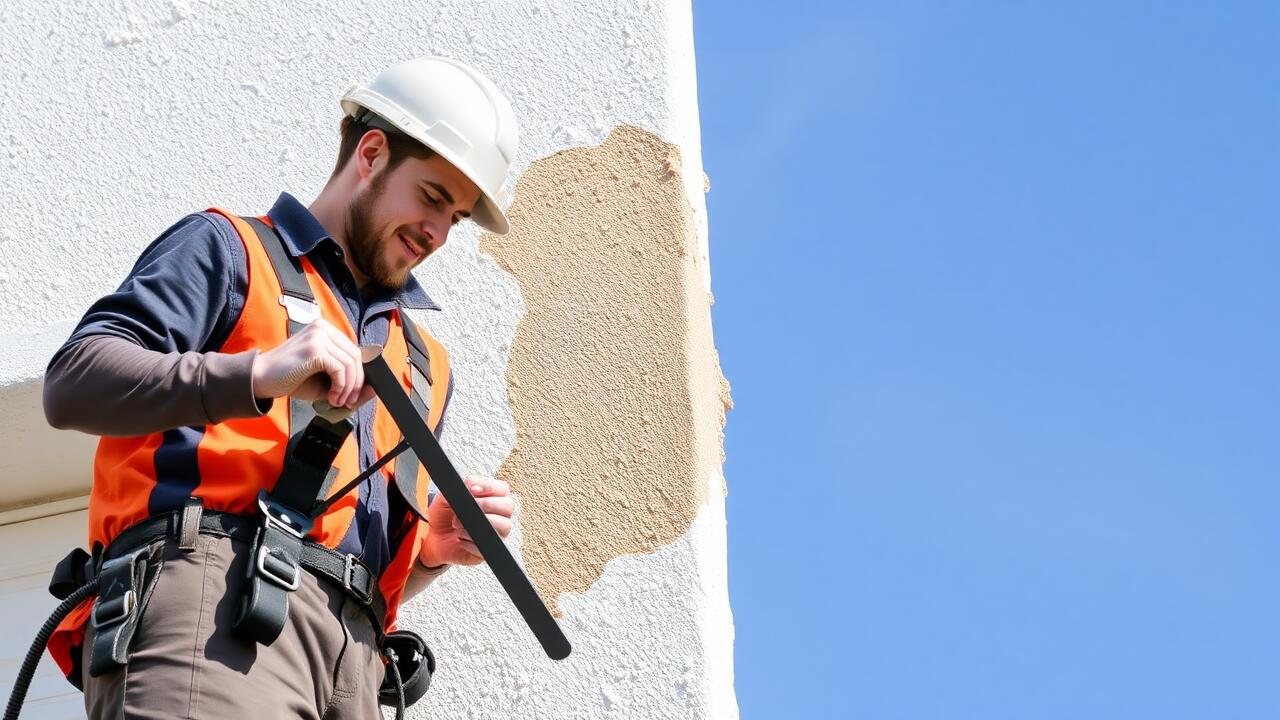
{"left": 420, "top": 477, "right": 515, "bottom": 567}
{"left": 250, "top": 319, "right": 374, "bottom": 408}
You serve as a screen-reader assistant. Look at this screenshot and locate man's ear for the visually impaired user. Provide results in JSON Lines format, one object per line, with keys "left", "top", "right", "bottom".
{"left": 354, "top": 129, "right": 390, "bottom": 181}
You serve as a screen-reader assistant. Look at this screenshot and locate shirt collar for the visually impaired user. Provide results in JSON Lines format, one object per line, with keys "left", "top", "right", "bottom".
{"left": 266, "top": 192, "right": 441, "bottom": 311}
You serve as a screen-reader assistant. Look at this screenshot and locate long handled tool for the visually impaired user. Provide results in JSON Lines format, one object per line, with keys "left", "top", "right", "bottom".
{"left": 361, "top": 349, "right": 572, "bottom": 660}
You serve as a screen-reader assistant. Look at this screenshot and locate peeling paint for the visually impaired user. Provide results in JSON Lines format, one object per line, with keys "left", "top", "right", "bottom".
{"left": 481, "top": 125, "right": 731, "bottom": 614}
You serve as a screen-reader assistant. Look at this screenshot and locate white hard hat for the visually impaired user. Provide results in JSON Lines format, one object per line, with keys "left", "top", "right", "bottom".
{"left": 341, "top": 57, "right": 519, "bottom": 234}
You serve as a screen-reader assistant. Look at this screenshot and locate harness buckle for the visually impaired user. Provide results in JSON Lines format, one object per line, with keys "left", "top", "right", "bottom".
{"left": 279, "top": 293, "right": 320, "bottom": 325}
{"left": 256, "top": 543, "right": 302, "bottom": 591}
{"left": 90, "top": 589, "right": 136, "bottom": 628}
{"left": 344, "top": 553, "right": 373, "bottom": 606}
{"left": 257, "top": 494, "right": 311, "bottom": 539}
{"left": 89, "top": 547, "right": 147, "bottom": 629}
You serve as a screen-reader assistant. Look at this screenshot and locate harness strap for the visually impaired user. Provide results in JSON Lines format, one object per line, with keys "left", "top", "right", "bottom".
{"left": 393, "top": 316, "right": 434, "bottom": 522}
{"left": 402, "top": 316, "right": 433, "bottom": 387}
{"left": 233, "top": 493, "right": 307, "bottom": 644}
{"left": 243, "top": 216, "right": 321, "bottom": 459}
{"left": 178, "top": 496, "right": 203, "bottom": 552}
{"left": 235, "top": 216, "right": 343, "bottom": 644}
{"left": 243, "top": 216, "right": 316, "bottom": 326}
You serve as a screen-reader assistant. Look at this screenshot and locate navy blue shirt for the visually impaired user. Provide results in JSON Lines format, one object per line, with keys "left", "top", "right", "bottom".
{"left": 64, "top": 193, "right": 453, "bottom": 575}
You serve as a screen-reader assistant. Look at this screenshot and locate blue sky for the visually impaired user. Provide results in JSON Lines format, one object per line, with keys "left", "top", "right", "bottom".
{"left": 693, "top": 2, "right": 1279, "bottom": 717}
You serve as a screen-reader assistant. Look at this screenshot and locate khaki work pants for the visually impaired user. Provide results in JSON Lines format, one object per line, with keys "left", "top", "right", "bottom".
{"left": 81, "top": 533, "right": 385, "bottom": 719}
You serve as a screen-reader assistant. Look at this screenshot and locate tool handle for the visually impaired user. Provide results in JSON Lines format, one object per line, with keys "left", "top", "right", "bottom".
{"left": 311, "top": 399, "right": 355, "bottom": 423}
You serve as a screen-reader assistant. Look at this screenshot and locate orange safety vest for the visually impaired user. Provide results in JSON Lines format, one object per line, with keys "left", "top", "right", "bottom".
{"left": 48, "top": 209, "right": 451, "bottom": 680}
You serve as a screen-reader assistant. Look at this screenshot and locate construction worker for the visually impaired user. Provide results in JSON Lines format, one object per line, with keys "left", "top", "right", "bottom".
{"left": 40, "top": 56, "right": 518, "bottom": 718}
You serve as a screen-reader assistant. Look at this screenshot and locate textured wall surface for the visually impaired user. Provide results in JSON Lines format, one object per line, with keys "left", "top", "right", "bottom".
{"left": 0, "top": 0, "right": 734, "bottom": 717}
{"left": 480, "top": 126, "right": 731, "bottom": 612}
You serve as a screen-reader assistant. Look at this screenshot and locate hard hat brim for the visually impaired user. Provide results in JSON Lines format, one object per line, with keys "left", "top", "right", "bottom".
{"left": 469, "top": 194, "right": 511, "bottom": 235}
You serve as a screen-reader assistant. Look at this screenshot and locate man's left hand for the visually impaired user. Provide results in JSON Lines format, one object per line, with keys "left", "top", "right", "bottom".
{"left": 419, "top": 477, "right": 515, "bottom": 568}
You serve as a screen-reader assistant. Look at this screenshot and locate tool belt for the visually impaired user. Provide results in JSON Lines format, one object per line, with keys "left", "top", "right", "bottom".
{"left": 50, "top": 502, "right": 387, "bottom": 672}
{"left": 49, "top": 501, "right": 433, "bottom": 707}
{"left": 47, "top": 387, "right": 434, "bottom": 710}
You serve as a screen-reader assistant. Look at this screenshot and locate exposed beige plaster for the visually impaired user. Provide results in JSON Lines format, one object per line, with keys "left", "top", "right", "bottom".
{"left": 481, "top": 125, "right": 731, "bottom": 614}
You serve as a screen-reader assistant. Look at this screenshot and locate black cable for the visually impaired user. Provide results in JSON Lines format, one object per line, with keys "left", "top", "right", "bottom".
{"left": 310, "top": 439, "right": 411, "bottom": 518}
{"left": 4, "top": 579, "right": 100, "bottom": 720}
{"left": 383, "top": 647, "right": 405, "bottom": 720}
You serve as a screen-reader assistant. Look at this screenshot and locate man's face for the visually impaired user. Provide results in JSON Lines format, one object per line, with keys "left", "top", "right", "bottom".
{"left": 344, "top": 152, "right": 482, "bottom": 290}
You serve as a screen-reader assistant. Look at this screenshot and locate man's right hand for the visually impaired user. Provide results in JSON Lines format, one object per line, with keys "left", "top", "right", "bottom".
{"left": 250, "top": 319, "right": 373, "bottom": 409}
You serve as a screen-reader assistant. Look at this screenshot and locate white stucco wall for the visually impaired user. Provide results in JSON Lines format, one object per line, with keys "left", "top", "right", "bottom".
{"left": 0, "top": 1, "right": 733, "bottom": 718}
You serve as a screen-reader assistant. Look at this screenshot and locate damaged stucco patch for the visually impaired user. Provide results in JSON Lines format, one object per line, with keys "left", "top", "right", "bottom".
{"left": 481, "top": 125, "right": 731, "bottom": 613}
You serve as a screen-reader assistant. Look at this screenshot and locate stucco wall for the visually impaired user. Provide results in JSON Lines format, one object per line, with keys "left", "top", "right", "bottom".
{"left": 0, "top": 1, "right": 734, "bottom": 717}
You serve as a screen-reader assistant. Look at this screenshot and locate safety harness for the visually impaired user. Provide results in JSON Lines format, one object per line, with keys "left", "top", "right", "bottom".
{"left": 235, "top": 217, "right": 376, "bottom": 648}
{"left": 5, "top": 218, "right": 569, "bottom": 720}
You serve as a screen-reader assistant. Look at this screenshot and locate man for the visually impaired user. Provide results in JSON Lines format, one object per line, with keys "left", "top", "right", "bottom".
{"left": 41, "top": 56, "right": 519, "bottom": 718}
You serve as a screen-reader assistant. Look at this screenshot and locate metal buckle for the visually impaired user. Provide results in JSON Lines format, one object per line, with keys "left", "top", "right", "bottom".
{"left": 90, "top": 547, "right": 146, "bottom": 627}
{"left": 258, "top": 495, "right": 308, "bottom": 539}
{"left": 343, "top": 554, "right": 372, "bottom": 606}
{"left": 90, "top": 589, "right": 135, "bottom": 627}
{"left": 279, "top": 294, "right": 320, "bottom": 325}
{"left": 256, "top": 544, "right": 302, "bottom": 591}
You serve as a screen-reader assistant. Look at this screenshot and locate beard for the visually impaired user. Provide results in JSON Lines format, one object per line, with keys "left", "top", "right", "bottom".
{"left": 343, "top": 169, "right": 413, "bottom": 290}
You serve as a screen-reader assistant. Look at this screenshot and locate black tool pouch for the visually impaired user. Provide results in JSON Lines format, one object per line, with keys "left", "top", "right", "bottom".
{"left": 88, "top": 545, "right": 161, "bottom": 677}
{"left": 379, "top": 630, "right": 435, "bottom": 708}
{"left": 49, "top": 547, "right": 94, "bottom": 601}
